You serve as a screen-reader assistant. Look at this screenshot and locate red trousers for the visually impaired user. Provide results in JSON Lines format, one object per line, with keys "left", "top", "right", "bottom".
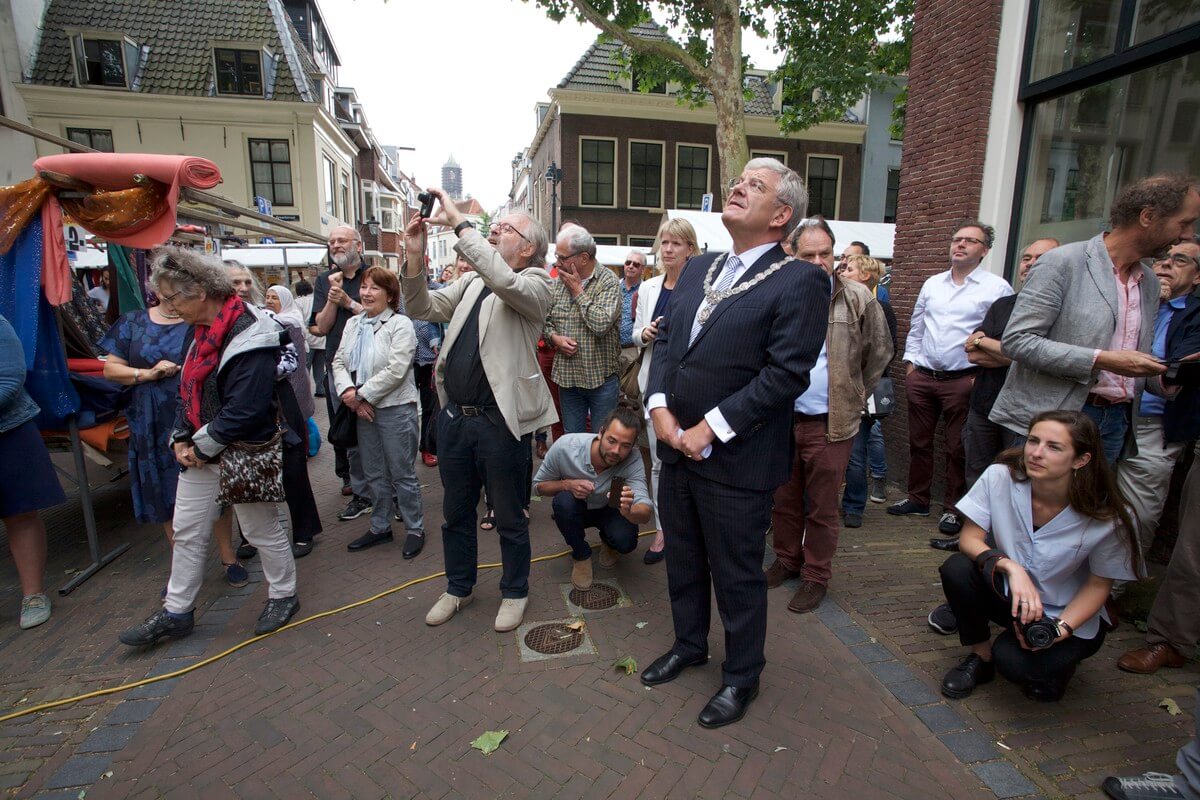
{"left": 904, "top": 370, "right": 973, "bottom": 508}
{"left": 537, "top": 341, "right": 564, "bottom": 441}
{"left": 770, "top": 417, "right": 855, "bottom": 586}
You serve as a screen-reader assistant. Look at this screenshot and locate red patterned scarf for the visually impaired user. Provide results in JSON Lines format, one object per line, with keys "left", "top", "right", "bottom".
{"left": 179, "top": 295, "right": 246, "bottom": 429}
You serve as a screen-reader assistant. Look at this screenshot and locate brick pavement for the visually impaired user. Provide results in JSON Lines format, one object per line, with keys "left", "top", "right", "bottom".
{"left": 0, "top": 416, "right": 1193, "bottom": 799}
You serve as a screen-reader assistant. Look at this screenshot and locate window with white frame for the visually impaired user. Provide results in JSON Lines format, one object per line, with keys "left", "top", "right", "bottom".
{"left": 580, "top": 138, "right": 616, "bottom": 206}
{"left": 806, "top": 156, "right": 841, "bottom": 218}
{"left": 249, "top": 139, "right": 293, "bottom": 206}
{"left": 380, "top": 196, "right": 399, "bottom": 231}
{"left": 70, "top": 34, "right": 141, "bottom": 89}
{"left": 67, "top": 127, "right": 114, "bottom": 152}
{"left": 339, "top": 172, "right": 350, "bottom": 222}
{"left": 676, "top": 145, "right": 710, "bottom": 210}
{"left": 362, "top": 180, "right": 378, "bottom": 223}
{"left": 629, "top": 141, "right": 663, "bottom": 209}
{"left": 628, "top": 236, "right": 656, "bottom": 248}
{"left": 323, "top": 156, "right": 336, "bottom": 217}
{"left": 750, "top": 150, "right": 787, "bottom": 165}
{"left": 214, "top": 48, "right": 264, "bottom": 95}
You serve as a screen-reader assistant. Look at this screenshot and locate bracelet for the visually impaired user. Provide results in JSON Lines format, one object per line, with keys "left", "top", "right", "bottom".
{"left": 134, "top": 369, "right": 141, "bottom": 383}
{"left": 1057, "top": 619, "right": 1074, "bottom": 638}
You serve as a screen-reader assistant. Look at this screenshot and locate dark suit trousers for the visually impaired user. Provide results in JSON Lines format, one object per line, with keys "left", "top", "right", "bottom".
{"left": 659, "top": 462, "right": 771, "bottom": 688}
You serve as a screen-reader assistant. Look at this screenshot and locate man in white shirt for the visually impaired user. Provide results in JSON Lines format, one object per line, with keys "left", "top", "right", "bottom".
{"left": 889, "top": 222, "right": 1013, "bottom": 534}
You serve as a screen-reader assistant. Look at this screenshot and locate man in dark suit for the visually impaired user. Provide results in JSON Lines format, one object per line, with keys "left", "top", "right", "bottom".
{"left": 640, "top": 157, "right": 831, "bottom": 728}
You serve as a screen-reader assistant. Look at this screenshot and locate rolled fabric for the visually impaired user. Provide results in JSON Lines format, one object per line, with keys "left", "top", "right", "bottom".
{"left": 32, "top": 153, "right": 222, "bottom": 249}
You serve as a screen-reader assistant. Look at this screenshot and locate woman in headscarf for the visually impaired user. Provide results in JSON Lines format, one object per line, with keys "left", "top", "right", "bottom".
{"left": 118, "top": 247, "right": 299, "bottom": 646}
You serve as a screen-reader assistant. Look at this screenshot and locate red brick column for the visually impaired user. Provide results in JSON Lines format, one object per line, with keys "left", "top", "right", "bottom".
{"left": 884, "top": 0, "right": 1005, "bottom": 493}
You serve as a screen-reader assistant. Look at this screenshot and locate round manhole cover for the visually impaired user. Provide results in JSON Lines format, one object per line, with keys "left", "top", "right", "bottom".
{"left": 569, "top": 583, "right": 620, "bottom": 610}
{"left": 524, "top": 623, "right": 585, "bottom": 655}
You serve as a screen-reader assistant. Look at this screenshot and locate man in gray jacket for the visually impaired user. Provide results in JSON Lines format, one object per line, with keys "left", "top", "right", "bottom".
{"left": 990, "top": 175, "right": 1200, "bottom": 462}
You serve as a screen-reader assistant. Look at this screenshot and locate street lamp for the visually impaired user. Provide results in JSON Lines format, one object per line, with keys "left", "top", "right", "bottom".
{"left": 544, "top": 161, "right": 563, "bottom": 234}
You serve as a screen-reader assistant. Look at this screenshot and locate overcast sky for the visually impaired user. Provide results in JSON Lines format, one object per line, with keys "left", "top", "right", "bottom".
{"left": 321, "top": 0, "right": 778, "bottom": 210}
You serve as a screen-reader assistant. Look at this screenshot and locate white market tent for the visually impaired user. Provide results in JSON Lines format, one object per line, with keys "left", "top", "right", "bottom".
{"left": 542, "top": 244, "right": 656, "bottom": 270}
{"left": 220, "top": 242, "right": 328, "bottom": 269}
{"left": 666, "top": 210, "right": 896, "bottom": 261}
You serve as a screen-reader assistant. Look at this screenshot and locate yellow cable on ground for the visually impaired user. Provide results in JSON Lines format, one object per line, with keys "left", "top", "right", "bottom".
{"left": 0, "top": 530, "right": 657, "bottom": 723}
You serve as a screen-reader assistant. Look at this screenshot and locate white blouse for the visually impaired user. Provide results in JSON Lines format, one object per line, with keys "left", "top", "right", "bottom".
{"left": 956, "top": 464, "right": 1138, "bottom": 639}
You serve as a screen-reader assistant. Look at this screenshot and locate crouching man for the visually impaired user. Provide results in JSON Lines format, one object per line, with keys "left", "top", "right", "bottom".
{"left": 534, "top": 405, "right": 654, "bottom": 590}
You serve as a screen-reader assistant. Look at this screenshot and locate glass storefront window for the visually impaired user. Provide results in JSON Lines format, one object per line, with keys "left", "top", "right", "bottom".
{"left": 1015, "top": 52, "right": 1200, "bottom": 263}
{"left": 1132, "top": 0, "right": 1200, "bottom": 46}
{"left": 1030, "top": 0, "right": 1123, "bottom": 81}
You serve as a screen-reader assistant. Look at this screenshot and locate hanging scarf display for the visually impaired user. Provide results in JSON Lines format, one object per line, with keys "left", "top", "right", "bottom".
{"left": 179, "top": 295, "right": 245, "bottom": 430}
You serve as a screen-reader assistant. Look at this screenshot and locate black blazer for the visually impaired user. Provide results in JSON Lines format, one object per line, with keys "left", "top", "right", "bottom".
{"left": 1162, "top": 294, "right": 1200, "bottom": 443}
{"left": 646, "top": 244, "right": 831, "bottom": 491}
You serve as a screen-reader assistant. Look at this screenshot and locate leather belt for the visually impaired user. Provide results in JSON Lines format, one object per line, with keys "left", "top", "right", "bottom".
{"left": 1085, "top": 393, "right": 1130, "bottom": 408}
{"left": 451, "top": 403, "right": 497, "bottom": 417}
{"left": 915, "top": 365, "right": 978, "bottom": 381}
{"left": 793, "top": 412, "right": 828, "bottom": 422}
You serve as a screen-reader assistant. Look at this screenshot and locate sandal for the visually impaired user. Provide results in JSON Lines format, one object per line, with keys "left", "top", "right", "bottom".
{"left": 480, "top": 511, "right": 496, "bottom": 531}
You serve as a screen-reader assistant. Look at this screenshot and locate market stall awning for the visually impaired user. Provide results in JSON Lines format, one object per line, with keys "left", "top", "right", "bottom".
{"left": 665, "top": 209, "right": 896, "bottom": 260}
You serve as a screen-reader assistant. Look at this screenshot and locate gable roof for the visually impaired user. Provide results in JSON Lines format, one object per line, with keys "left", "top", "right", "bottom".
{"left": 557, "top": 21, "right": 777, "bottom": 116}
{"left": 29, "top": 0, "right": 319, "bottom": 101}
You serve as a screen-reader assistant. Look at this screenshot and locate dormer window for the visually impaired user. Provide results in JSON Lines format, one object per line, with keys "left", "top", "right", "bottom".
{"left": 215, "top": 48, "right": 264, "bottom": 96}
{"left": 70, "top": 34, "right": 141, "bottom": 89}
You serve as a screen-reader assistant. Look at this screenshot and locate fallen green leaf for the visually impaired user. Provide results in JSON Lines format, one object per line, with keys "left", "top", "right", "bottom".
{"left": 1160, "top": 698, "right": 1183, "bottom": 716}
{"left": 613, "top": 656, "right": 637, "bottom": 675}
{"left": 471, "top": 730, "right": 508, "bottom": 755}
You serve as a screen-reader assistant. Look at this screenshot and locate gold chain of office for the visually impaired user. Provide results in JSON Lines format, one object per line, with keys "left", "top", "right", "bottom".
{"left": 697, "top": 253, "right": 793, "bottom": 325}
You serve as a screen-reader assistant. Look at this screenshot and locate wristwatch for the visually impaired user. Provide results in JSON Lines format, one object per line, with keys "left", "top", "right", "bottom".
{"left": 454, "top": 220, "right": 475, "bottom": 236}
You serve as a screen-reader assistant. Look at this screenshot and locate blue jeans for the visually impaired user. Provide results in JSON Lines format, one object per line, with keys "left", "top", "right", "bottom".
{"left": 843, "top": 418, "right": 886, "bottom": 516}
{"left": 1081, "top": 402, "right": 1130, "bottom": 466}
{"left": 551, "top": 493, "right": 639, "bottom": 561}
{"left": 558, "top": 373, "right": 619, "bottom": 434}
{"left": 357, "top": 402, "right": 425, "bottom": 536}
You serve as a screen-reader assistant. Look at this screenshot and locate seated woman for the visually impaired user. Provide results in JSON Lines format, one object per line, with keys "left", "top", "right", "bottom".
{"left": 938, "top": 409, "right": 1140, "bottom": 702}
{"left": 331, "top": 267, "right": 425, "bottom": 558}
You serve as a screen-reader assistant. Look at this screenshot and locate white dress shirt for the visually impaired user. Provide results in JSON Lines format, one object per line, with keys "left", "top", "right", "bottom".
{"left": 647, "top": 241, "right": 779, "bottom": 444}
{"left": 903, "top": 267, "right": 1013, "bottom": 371}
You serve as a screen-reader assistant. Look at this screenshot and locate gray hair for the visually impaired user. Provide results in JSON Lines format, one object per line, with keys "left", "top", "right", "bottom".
{"left": 625, "top": 249, "right": 646, "bottom": 265}
{"left": 745, "top": 157, "right": 809, "bottom": 235}
{"left": 222, "top": 259, "right": 265, "bottom": 305}
{"left": 149, "top": 246, "right": 233, "bottom": 300}
{"left": 511, "top": 213, "right": 548, "bottom": 270}
{"left": 557, "top": 224, "right": 597, "bottom": 260}
{"left": 787, "top": 215, "right": 836, "bottom": 253}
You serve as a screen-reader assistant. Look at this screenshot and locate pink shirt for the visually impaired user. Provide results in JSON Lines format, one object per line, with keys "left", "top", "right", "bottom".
{"left": 1091, "top": 266, "right": 1143, "bottom": 402}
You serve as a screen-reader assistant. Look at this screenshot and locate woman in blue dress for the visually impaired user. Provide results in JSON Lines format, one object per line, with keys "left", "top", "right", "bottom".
{"left": 101, "top": 304, "right": 189, "bottom": 532}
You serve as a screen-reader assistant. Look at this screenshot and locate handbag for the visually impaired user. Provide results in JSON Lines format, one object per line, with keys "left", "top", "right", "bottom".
{"left": 216, "top": 431, "right": 286, "bottom": 506}
{"left": 866, "top": 375, "right": 895, "bottom": 419}
{"left": 619, "top": 349, "right": 645, "bottom": 400}
{"left": 328, "top": 402, "right": 358, "bottom": 448}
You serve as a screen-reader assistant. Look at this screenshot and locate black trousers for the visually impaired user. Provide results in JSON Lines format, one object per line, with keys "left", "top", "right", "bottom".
{"left": 438, "top": 407, "right": 532, "bottom": 599}
{"left": 322, "top": 377, "right": 350, "bottom": 481}
{"left": 415, "top": 363, "right": 438, "bottom": 455}
{"left": 659, "top": 464, "right": 771, "bottom": 688}
{"left": 962, "top": 408, "right": 1023, "bottom": 488}
{"left": 939, "top": 553, "right": 1104, "bottom": 692}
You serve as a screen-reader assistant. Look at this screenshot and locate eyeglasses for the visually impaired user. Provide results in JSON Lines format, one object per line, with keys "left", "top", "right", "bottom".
{"left": 159, "top": 289, "right": 186, "bottom": 306}
{"left": 951, "top": 236, "right": 986, "bottom": 246}
{"left": 1161, "top": 252, "right": 1200, "bottom": 269}
{"left": 624, "top": 260, "right": 643, "bottom": 267}
{"left": 726, "top": 176, "right": 774, "bottom": 195}
{"left": 554, "top": 251, "right": 583, "bottom": 266}
{"left": 493, "top": 222, "right": 530, "bottom": 243}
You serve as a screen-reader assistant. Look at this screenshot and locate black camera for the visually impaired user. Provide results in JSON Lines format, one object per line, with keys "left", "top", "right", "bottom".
{"left": 1020, "top": 617, "right": 1060, "bottom": 649}
{"left": 417, "top": 191, "right": 435, "bottom": 219}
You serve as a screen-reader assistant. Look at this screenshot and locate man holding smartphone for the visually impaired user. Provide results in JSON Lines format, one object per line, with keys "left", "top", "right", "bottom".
{"left": 534, "top": 405, "right": 654, "bottom": 590}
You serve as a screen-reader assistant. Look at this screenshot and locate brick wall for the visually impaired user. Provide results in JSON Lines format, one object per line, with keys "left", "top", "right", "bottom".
{"left": 884, "top": 0, "right": 1005, "bottom": 499}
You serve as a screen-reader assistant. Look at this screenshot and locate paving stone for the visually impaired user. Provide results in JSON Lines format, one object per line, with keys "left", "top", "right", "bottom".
{"left": 938, "top": 730, "right": 1000, "bottom": 763}
{"left": 888, "top": 679, "right": 942, "bottom": 707}
{"left": 127, "top": 678, "right": 179, "bottom": 700}
{"left": 77, "top": 725, "right": 139, "bottom": 754}
{"left": 104, "top": 699, "right": 161, "bottom": 726}
{"left": 848, "top": 642, "right": 895, "bottom": 663}
{"left": 44, "top": 755, "right": 111, "bottom": 789}
{"left": 915, "top": 703, "right": 971, "bottom": 734}
{"left": 832, "top": 625, "right": 871, "bottom": 646}
{"left": 814, "top": 604, "right": 856, "bottom": 629}
{"left": 1037, "top": 758, "right": 1070, "bottom": 777}
{"left": 971, "top": 761, "right": 1040, "bottom": 798}
{"left": 867, "top": 659, "right": 918, "bottom": 686}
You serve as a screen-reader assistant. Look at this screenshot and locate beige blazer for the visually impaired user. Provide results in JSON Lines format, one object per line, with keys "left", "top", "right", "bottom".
{"left": 401, "top": 228, "right": 558, "bottom": 438}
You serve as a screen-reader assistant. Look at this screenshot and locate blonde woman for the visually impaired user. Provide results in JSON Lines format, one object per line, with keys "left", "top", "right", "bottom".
{"left": 632, "top": 218, "right": 698, "bottom": 564}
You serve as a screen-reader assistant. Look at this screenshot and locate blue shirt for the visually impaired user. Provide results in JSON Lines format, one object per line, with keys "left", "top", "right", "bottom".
{"left": 619, "top": 281, "right": 640, "bottom": 346}
{"left": 1139, "top": 297, "right": 1186, "bottom": 417}
{"left": 793, "top": 275, "right": 833, "bottom": 414}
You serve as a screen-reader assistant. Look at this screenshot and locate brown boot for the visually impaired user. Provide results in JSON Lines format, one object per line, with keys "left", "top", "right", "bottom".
{"left": 764, "top": 559, "right": 799, "bottom": 589}
{"left": 787, "top": 580, "right": 827, "bottom": 613}
{"left": 571, "top": 557, "right": 593, "bottom": 591}
{"left": 1117, "top": 642, "right": 1187, "bottom": 674}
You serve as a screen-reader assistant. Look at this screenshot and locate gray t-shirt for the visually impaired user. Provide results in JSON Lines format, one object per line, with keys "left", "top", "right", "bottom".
{"left": 534, "top": 433, "right": 652, "bottom": 511}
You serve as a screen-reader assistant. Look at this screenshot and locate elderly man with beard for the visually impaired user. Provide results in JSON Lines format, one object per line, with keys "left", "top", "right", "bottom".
{"left": 310, "top": 226, "right": 375, "bottom": 522}
{"left": 402, "top": 188, "right": 557, "bottom": 633}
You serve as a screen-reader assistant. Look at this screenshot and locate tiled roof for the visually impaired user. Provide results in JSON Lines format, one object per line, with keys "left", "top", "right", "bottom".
{"left": 29, "top": 0, "right": 318, "bottom": 101}
{"left": 557, "top": 21, "right": 777, "bottom": 116}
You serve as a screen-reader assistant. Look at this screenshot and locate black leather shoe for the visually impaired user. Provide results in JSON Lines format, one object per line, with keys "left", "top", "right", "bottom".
{"left": 640, "top": 651, "right": 709, "bottom": 686}
{"left": 347, "top": 530, "right": 393, "bottom": 552}
{"left": 255, "top": 595, "right": 299, "bottom": 635}
{"left": 698, "top": 682, "right": 759, "bottom": 728}
{"left": 642, "top": 547, "right": 665, "bottom": 565}
{"left": 292, "top": 540, "right": 314, "bottom": 558}
{"left": 929, "top": 536, "right": 960, "bottom": 552}
{"left": 237, "top": 541, "right": 258, "bottom": 560}
{"left": 118, "top": 608, "right": 194, "bottom": 646}
{"left": 941, "top": 654, "right": 995, "bottom": 699}
{"left": 402, "top": 532, "right": 424, "bottom": 560}
{"left": 1022, "top": 680, "right": 1066, "bottom": 703}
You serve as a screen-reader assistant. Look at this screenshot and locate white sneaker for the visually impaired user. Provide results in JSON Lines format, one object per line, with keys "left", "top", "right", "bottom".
{"left": 425, "top": 592, "right": 472, "bottom": 626}
{"left": 19, "top": 594, "right": 51, "bottom": 630}
{"left": 494, "top": 597, "right": 528, "bottom": 632}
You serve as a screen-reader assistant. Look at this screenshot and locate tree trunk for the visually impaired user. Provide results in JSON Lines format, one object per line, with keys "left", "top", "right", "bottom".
{"left": 710, "top": 0, "right": 748, "bottom": 201}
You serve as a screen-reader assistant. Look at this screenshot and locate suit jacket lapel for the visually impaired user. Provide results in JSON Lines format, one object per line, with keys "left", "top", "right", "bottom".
{"left": 1086, "top": 236, "right": 1119, "bottom": 325}
{"left": 686, "top": 245, "right": 787, "bottom": 352}
{"left": 442, "top": 276, "right": 484, "bottom": 359}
